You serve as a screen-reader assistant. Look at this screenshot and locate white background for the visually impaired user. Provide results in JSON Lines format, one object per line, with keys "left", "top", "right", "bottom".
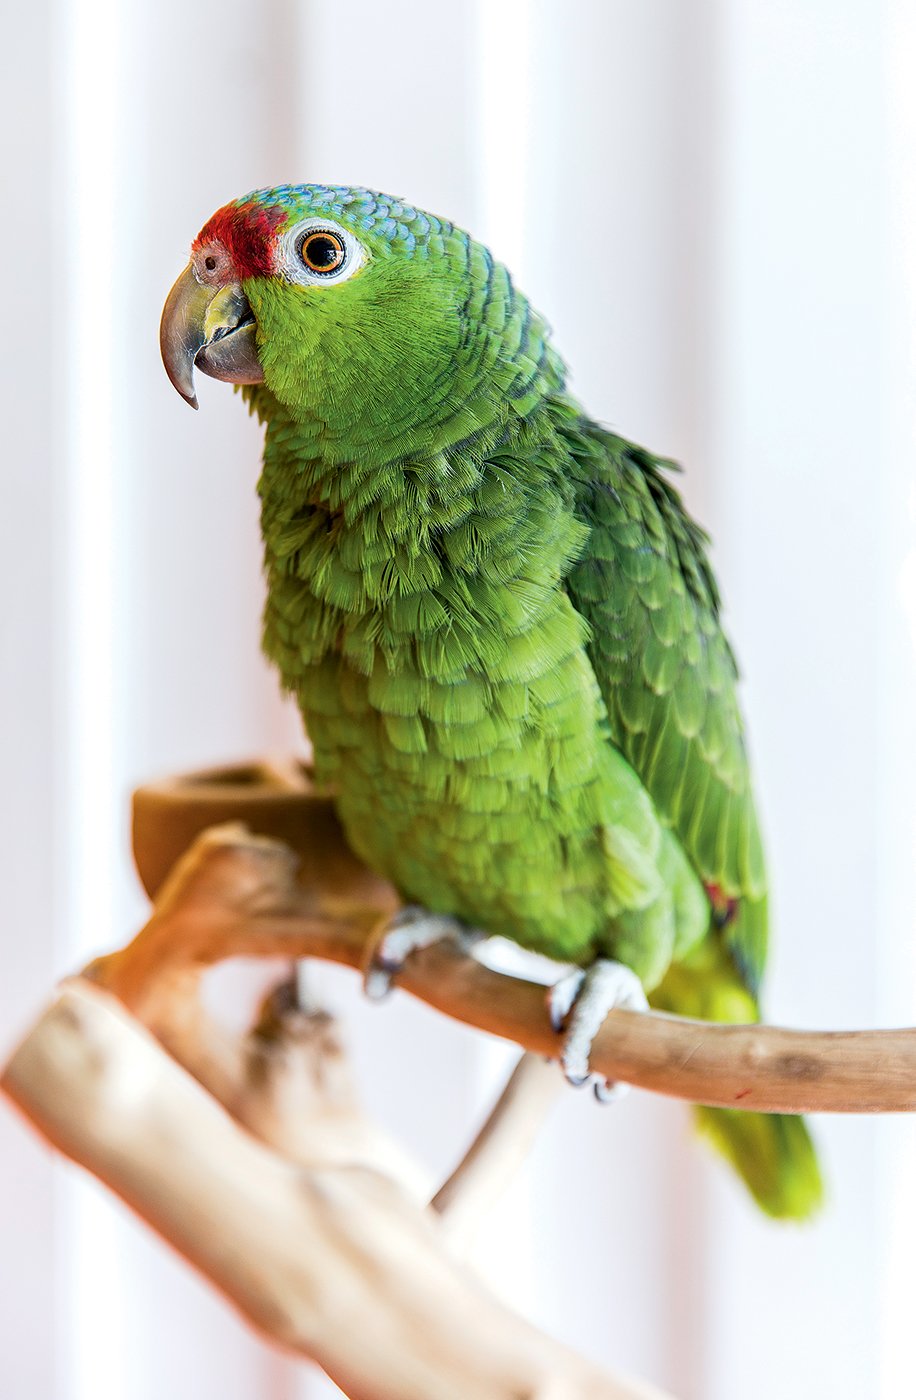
{"left": 3, "top": 2, "right": 916, "bottom": 1397}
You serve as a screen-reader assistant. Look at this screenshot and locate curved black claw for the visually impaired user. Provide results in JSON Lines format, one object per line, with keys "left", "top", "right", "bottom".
{"left": 363, "top": 906, "right": 483, "bottom": 1001}
{"left": 547, "top": 959, "right": 648, "bottom": 1102}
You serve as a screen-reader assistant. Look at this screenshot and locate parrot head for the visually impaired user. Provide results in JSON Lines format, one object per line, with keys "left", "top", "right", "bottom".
{"left": 161, "top": 183, "right": 561, "bottom": 459}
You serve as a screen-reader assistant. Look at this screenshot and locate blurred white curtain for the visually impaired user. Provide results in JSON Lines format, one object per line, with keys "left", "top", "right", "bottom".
{"left": 3, "top": 3, "right": 916, "bottom": 1398}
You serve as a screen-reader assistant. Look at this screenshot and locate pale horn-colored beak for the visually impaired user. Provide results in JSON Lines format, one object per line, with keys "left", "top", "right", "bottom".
{"left": 159, "top": 264, "right": 264, "bottom": 409}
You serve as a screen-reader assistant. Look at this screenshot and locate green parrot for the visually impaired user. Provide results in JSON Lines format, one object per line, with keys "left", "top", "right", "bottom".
{"left": 161, "top": 183, "right": 821, "bottom": 1219}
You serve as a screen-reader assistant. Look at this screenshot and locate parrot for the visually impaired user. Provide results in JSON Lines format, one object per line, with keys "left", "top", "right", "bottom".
{"left": 160, "top": 183, "right": 822, "bottom": 1219}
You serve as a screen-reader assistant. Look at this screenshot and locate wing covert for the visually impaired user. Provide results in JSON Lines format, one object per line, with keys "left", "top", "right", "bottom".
{"left": 563, "top": 425, "right": 767, "bottom": 991}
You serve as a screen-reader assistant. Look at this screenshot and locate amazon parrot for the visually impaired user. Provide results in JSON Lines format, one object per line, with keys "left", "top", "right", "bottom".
{"left": 160, "top": 183, "right": 821, "bottom": 1219}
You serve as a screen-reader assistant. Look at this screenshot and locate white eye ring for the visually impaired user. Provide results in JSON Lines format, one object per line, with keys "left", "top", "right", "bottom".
{"left": 275, "top": 217, "right": 366, "bottom": 287}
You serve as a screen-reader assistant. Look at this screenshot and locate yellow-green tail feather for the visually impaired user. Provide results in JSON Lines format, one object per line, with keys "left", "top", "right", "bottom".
{"left": 694, "top": 1106, "right": 823, "bottom": 1220}
{"left": 653, "top": 932, "right": 824, "bottom": 1220}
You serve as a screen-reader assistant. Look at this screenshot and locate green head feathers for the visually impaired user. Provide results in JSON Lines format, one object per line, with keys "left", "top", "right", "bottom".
{"left": 161, "top": 183, "right": 565, "bottom": 462}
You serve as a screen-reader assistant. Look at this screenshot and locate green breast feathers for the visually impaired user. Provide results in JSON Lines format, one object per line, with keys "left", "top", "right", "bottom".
{"left": 254, "top": 387, "right": 756, "bottom": 997}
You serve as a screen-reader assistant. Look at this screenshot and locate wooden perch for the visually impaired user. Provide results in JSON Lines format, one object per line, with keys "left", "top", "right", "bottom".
{"left": 3, "top": 979, "right": 667, "bottom": 1400}
{"left": 96, "top": 757, "right": 916, "bottom": 1114}
{"left": 432, "top": 1051, "right": 563, "bottom": 1248}
{"left": 4, "top": 758, "right": 915, "bottom": 1400}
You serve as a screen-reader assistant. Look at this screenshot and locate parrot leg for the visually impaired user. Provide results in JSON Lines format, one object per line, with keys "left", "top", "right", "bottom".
{"left": 548, "top": 960, "right": 649, "bottom": 1103}
{"left": 364, "top": 905, "right": 484, "bottom": 1001}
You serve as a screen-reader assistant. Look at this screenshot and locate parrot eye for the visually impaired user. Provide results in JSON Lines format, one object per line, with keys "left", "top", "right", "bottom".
{"left": 299, "top": 230, "right": 346, "bottom": 275}
{"left": 276, "top": 217, "right": 366, "bottom": 288}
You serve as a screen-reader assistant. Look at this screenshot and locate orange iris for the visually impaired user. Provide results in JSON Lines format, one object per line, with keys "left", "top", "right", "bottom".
{"left": 300, "top": 230, "right": 346, "bottom": 274}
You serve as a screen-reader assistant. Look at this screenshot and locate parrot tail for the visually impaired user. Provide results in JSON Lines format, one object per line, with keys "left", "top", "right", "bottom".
{"left": 652, "top": 937, "right": 823, "bottom": 1219}
{"left": 693, "top": 1105, "right": 823, "bottom": 1220}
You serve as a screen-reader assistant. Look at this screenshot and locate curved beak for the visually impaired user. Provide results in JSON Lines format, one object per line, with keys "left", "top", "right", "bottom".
{"left": 159, "top": 264, "right": 264, "bottom": 409}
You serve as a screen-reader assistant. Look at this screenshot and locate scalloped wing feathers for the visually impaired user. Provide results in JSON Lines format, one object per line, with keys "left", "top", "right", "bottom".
{"left": 563, "top": 425, "right": 768, "bottom": 995}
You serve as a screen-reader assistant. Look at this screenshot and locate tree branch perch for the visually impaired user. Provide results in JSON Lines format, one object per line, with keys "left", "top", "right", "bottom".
{"left": 104, "top": 772, "right": 916, "bottom": 1114}
{"left": 3, "top": 979, "right": 667, "bottom": 1400}
{"left": 3, "top": 758, "right": 913, "bottom": 1400}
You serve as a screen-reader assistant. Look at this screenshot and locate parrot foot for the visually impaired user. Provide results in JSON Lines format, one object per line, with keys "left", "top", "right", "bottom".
{"left": 363, "top": 905, "right": 484, "bottom": 1001}
{"left": 548, "top": 959, "right": 649, "bottom": 1103}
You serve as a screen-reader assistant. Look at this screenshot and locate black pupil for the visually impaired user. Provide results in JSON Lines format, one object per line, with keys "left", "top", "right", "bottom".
{"left": 305, "top": 234, "right": 342, "bottom": 271}
{"left": 204, "top": 255, "right": 217, "bottom": 270}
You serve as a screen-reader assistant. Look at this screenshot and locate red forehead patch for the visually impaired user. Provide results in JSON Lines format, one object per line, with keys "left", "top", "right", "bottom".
{"left": 192, "top": 201, "right": 286, "bottom": 279}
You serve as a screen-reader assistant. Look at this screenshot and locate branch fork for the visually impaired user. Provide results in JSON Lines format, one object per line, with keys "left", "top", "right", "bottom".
{"left": 3, "top": 760, "right": 914, "bottom": 1398}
